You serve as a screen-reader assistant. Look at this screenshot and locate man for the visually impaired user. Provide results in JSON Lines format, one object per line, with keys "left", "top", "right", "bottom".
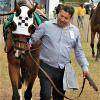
{"left": 77, "top": 3, "right": 86, "bottom": 28}
{"left": 30, "top": 5, "right": 89, "bottom": 100}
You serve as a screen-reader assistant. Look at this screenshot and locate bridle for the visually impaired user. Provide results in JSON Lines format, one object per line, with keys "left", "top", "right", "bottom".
{"left": 3, "top": 2, "right": 38, "bottom": 58}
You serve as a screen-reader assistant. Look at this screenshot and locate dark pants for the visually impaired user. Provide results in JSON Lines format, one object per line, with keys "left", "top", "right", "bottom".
{"left": 77, "top": 16, "right": 84, "bottom": 28}
{"left": 38, "top": 60, "right": 65, "bottom": 100}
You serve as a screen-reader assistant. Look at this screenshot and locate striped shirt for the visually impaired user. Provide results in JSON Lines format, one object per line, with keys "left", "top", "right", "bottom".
{"left": 31, "top": 19, "right": 89, "bottom": 71}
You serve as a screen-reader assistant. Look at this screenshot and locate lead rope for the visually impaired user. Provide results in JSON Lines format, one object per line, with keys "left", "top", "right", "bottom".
{"left": 28, "top": 50, "right": 86, "bottom": 100}
{"left": 78, "top": 78, "right": 86, "bottom": 97}
{"left": 28, "top": 50, "right": 73, "bottom": 100}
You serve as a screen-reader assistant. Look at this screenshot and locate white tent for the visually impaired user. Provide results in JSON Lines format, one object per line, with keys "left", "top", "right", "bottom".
{"left": 39, "top": 0, "right": 60, "bottom": 19}
{"left": 46, "top": 0, "right": 60, "bottom": 19}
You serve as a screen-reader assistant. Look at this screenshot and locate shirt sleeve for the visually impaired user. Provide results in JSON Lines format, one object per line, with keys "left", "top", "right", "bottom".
{"left": 31, "top": 23, "right": 45, "bottom": 43}
{"left": 74, "top": 32, "right": 89, "bottom": 71}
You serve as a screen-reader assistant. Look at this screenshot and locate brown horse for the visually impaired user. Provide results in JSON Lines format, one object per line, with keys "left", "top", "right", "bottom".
{"left": 90, "top": 2, "right": 100, "bottom": 61}
{"left": 3, "top": 1, "right": 42, "bottom": 100}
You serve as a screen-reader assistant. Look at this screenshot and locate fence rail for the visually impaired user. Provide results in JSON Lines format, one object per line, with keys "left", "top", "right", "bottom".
{"left": 65, "top": 2, "right": 81, "bottom": 7}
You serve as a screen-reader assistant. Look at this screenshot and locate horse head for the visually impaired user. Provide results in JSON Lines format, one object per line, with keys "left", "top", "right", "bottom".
{"left": 6, "top": 2, "right": 37, "bottom": 59}
{"left": 3, "top": 1, "right": 42, "bottom": 100}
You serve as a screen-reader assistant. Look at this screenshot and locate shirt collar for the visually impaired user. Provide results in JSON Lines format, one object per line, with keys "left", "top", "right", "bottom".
{"left": 52, "top": 19, "right": 73, "bottom": 30}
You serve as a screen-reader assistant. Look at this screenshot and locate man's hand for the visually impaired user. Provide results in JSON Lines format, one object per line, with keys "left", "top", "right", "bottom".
{"left": 28, "top": 39, "right": 33, "bottom": 48}
{"left": 83, "top": 72, "right": 98, "bottom": 91}
{"left": 83, "top": 70, "right": 89, "bottom": 78}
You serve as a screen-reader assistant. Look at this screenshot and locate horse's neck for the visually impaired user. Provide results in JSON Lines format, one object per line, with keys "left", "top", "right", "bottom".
{"left": 92, "top": 5, "right": 100, "bottom": 24}
{"left": 95, "top": 5, "right": 100, "bottom": 13}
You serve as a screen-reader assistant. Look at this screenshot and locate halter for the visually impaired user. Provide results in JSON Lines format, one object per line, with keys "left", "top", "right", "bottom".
{"left": 3, "top": 3, "right": 38, "bottom": 59}
{"left": 12, "top": 6, "right": 33, "bottom": 36}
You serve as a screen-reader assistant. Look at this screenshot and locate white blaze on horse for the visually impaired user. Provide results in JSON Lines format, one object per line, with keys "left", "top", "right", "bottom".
{"left": 90, "top": 2, "right": 100, "bottom": 61}
{"left": 3, "top": 1, "right": 42, "bottom": 100}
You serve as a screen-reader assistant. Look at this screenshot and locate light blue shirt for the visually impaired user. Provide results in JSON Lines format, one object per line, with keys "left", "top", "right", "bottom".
{"left": 31, "top": 19, "right": 89, "bottom": 71}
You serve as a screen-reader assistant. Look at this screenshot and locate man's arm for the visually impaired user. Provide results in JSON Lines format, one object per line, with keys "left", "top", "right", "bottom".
{"left": 74, "top": 32, "right": 89, "bottom": 76}
{"left": 30, "top": 23, "right": 45, "bottom": 44}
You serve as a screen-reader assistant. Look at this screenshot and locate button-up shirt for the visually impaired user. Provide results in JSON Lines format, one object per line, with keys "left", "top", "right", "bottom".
{"left": 31, "top": 19, "right": 89, "bottom": 71}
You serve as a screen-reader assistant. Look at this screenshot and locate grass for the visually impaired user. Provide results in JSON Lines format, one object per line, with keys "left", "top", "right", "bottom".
{"left": 0, "top": 15, "right": 100, "bottom": 100}
{"left": 67, "top": 38, "right": 100, "bottom": 100}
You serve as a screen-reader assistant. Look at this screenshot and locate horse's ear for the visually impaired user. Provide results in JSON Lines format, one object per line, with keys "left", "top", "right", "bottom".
{"left": 27, "top": 8, "right": 34, "bottom": 18}
{"left": 15, "top": 3, "right": 21, "bottom": 16}
{"left": 28, "top": 24, "right": 36, "bottom": 34}
{"left": 27, "top": 3, "right": 38, "bottom": 18}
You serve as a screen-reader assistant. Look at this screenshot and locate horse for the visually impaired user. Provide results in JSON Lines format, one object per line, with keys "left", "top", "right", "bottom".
{"left": 3, "top": 1, "right": 47, "bottom": 100}
{"left": 90, "top": 2, "right": 100, "bottom": 61}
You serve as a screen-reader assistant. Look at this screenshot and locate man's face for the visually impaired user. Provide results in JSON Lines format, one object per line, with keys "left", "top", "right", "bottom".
{"left": 57, "top": 10, "right": 72, "bottom": 28}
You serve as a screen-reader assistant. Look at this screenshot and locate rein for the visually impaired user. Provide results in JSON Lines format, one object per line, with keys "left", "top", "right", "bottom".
{"left": 78, "top": 78, "right": 86, "bottom": 97}
{"left": 27, "top": 49, "right": 88, "bottom": 100}
{"left": 28, "top": 50, "right": 73, "bottom": 100}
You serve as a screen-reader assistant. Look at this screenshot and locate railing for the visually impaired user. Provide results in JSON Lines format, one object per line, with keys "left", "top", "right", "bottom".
{"left": 64, "top": 2, "right": 81, "bottom": 7}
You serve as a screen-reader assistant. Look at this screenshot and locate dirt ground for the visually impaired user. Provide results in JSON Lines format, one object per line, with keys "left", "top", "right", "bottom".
{"left": 0, "top": 14, "right": 100, "bottom": 100}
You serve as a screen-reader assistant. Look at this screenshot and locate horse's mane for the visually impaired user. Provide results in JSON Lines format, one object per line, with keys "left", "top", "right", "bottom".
{"left": 17, "top": 0, "right": 33, "bottom": 8}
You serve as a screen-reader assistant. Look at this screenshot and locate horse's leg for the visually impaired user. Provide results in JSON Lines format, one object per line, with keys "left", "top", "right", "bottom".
{"left": 18, "top": 73, "right": 23, "bottom": 100}
{"left": 8, "top": 63, "right": 21, "bottom": 100}
{"left": 24, "top": 75, "right": 37, "bottom": 100}
{"left": 96, "top": 34, "right": 100, "bottom": 61}
{"left": 24, "top": 63, "right": 38, "bottom": 100}
{"left": 24, "top": 79, "right": 33, "bottom": 100}
{"left": 23, "top": 41, "right": 41, "bottom": 100}
{"left": 24, "top": 55, "right": 39, "bottom": 100}
{"left": 18, "top": 88, "right": 22, "bottom": 100}
{"left": 90, "top": 31, "right": 96, "bottom": 57}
